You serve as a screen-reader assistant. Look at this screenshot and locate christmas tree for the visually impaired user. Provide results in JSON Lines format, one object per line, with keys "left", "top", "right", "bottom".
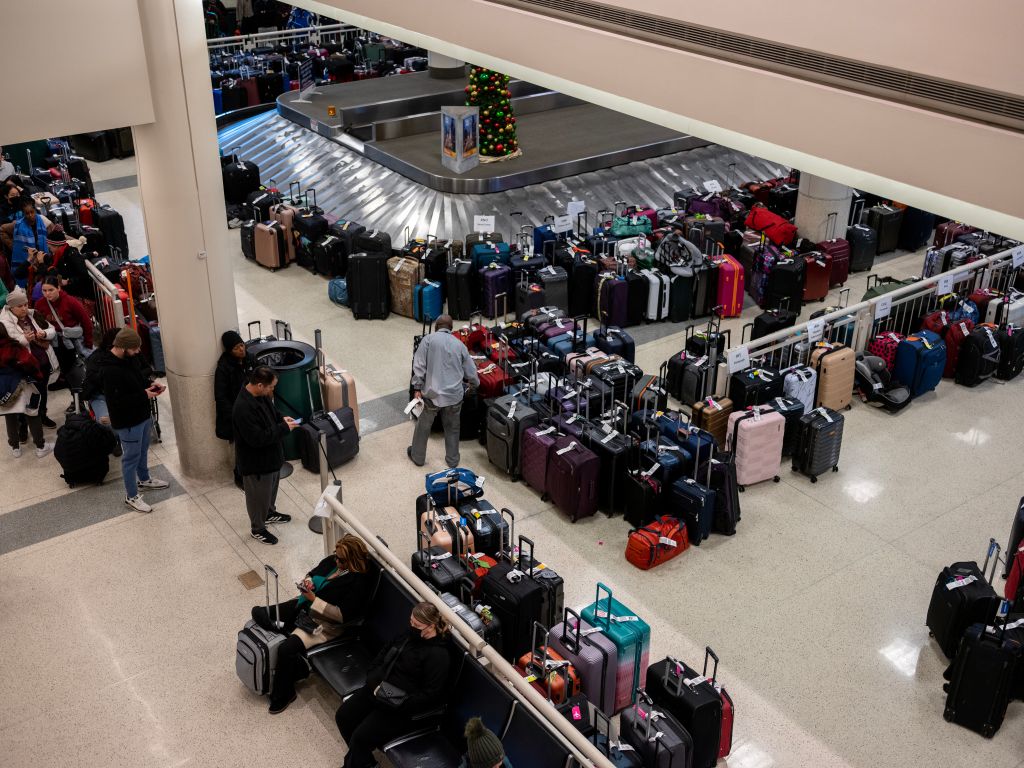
{"left": 465, "top": 66, "right": 520, "bottom": 159}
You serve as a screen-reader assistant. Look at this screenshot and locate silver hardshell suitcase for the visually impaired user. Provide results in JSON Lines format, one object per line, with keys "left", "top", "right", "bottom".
{"left": 236, "top": 564, "right": 287, "bottom": 695}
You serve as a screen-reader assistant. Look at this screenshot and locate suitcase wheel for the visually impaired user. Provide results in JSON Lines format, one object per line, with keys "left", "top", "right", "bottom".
{"left": 810, "top": 476, "right": 817, "bottom": 484}
{"left": 773, "top": 476, "right": 780, "bottom": 483}
{"left": 983, "top": 725, "right": 995, "bottom": 738}
{"left": 832, "top": 466, "right": 839, "bottom": 472}
{"left": 943, "top": 708, "right": 954, "bottom": 722}
{"left": 845, "top": 404, "right": 852, "bottom": 411}
{"left": 738, "top": 485, "right": 745, "bottom": 492}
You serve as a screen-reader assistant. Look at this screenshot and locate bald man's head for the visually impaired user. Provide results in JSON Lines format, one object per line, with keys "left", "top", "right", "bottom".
{"left": 435, "top": 315, "right": 454, "bottom": 330}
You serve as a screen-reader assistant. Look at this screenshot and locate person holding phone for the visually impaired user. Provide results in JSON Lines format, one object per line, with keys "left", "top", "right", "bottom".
{"left": 100, "top": 327, "right": 169, "bottom": 513}
{"left": 0, "top": 197, "right": 48, "bottom": 289}
{"left": 232, "top": 365, "right": 299, "bottom": 544}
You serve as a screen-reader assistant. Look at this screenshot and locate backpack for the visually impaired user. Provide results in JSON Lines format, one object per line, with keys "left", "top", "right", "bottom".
{"left": 54, "top": 414, "right": 117, "bottom": 487}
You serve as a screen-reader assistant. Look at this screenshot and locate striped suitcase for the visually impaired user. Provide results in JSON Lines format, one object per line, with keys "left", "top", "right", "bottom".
{"left": 581, "top": 583, "right": 651, "bottom": 714}
{"left": 714, "top": 254, "right": 745, "bottom": 317}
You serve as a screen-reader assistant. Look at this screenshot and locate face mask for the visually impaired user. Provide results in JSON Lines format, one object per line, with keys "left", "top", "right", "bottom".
{"left": 409, "top": 626, "right": 424, "bottom": 640}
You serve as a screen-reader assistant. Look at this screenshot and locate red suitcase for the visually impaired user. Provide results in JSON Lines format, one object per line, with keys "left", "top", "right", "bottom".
{"left": 475, "top": 361, "right": 509, "bottom": 398}
{"left": 817, "top": 214, "right": 850, "bottom": 288}
{"left": 546, "top": 435, "right": 600, "bottom": 522}
{"left": 802, "top": 252, "right": 832, "bottom": 302}
{"left": 717, "top": 683, "right": 735, "bottom": 759}
{"left": 715, "top": 253, "right": 744, "bottom": 318}
{"left": 866, "top": 332, "right": 904, "bottom": 371}
{"left": 921, "top": 312, "right": 974, "bottom": 378}
{"left": 933, "top": 221, "right": 976, "bottom": 248}
{"left": 521, "top": 424, "right": 558, "bottom": 494}
{"left": 968, "top": 289, "right": 1002, "bottom": 320}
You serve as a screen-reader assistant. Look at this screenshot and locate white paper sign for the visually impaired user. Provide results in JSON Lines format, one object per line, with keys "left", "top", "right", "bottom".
{"left": 552, "top": 214, "right": 573, "bottom": 234}
{"left": 473, "top": 215, "right": 496, "bottom": 233}
{"left": 874, "top": 295, "right": 893, "bottom": 320}
{"left": 807, "top": 318, "right": 825, "bottom": 343}
{"left": 309, "top": 118, "right": 319, "bottom": 133}
{"left": 1013, "top": 246, "right": 1024, "bottom": 269}
{"left": 727, "top": 346, "right": 750, "bottom": 374}
{"left": 567, "top": 200, "right": 587, "bottom": 217}
{"left": 936, "top": 275, "right": 954, "bottom": 296}
{"left": 702, "top": 180, "right": 723, "bottom": 194}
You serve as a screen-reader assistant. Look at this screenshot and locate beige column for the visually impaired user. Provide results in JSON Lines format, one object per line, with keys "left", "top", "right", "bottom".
{"left": 134, "top": 0, "right": 239, "bottom": 478}
{"left": 428, "top": 51, "right": 466, "bottom": 79}
{"left": 794, "top": 173, "right": 854, "bottom": 243}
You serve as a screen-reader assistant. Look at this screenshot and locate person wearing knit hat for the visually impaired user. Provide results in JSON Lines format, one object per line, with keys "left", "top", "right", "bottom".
{"left": 1, "top": 286, "right": 59, "bottom": 429}
{"left": 460, "top": 717, "right": 512, "bottom": 768}
{"left": 102, "top": 325, "right": 169, "bottom": 513}
{"left": 214, "top": 329, "right": 252, "bottom": 444}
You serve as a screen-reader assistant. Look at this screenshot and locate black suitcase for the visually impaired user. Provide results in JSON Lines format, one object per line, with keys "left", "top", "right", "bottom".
{"left": 310, "top": 233, "right": 344, "bottom": 277}
{"left": 246, "top": 187, "right": 282, "bottom": 222}
{"left": 353, "top": 228, "right": 392, "bottom": 255}
{"left": 727, "top": 367, "right": 783, "bottom": 409}
{"left": 480, "top": 543, "right": 545, "bottom": 662}
{"left": 91, "top": 204, "right": 129, "bottom": 259}
{"left": 692, "top": 261, "right": 718, "bottom": 318}
{"left": 751, "top": 307, "right": 798, "bottom": 341}
{"left": 54, "top": 413, "right": 116, "bottom": 487}
{"left": 514, "top": 279, "right": 547, "bottom": 316}
{"left": 926, "top": 541, "right": 1002, "bottom": 658}
{"left": 256, "top": 71, "right": 284, "bottom": 103}
{"left": 293, "top": 190, "right": 329, "bottom": 242}
{"left": 943, "top": 620, "right": 1022, "bottom": 737}
{"left": 240, "top": 221, "right": 256, "bottom": 261}
{"left": 667, "top": 272, "right": 693, "bottom": 322}
{"left": 768, "top": 395, "right": 805, "bottom": 457}
{"left": 221, "top": 153, "right": 261, "bottom": 204}
{"left": 624, "top": 270, "right": 649, "bottom": 327}
{"left": 485, "top": 394, "right": 539, "bottom": 479}
{"left": 765, "top": 257, "right": 804, "bottom": 311}
{"left": 539, "top": 264, "right": 569, "bottom": 312}
{"left": 446, "top": 259, "right": 474, "bottom": 320}
{"left": 518, "top": 541, "right": 566, "bottom": 632}
{"left": 568, "top": 259, "right": 598, "bottom": 317}
{"left": 591, "top": 359, "right": 643, "bottom": 404}
{"left": 791, "top": 406, "right": 844, "bottom": 480}
{"left": 701, "top": 449, "right": 741, "bottom": 536}
{"left": 579, "top": 420, "right": 629, "bottom": 516}
{"left": 619, "top": 691, "right": 695, "bottom": 768}
{"left": 867, "top": 204, "right": 903, "bottom": 254}
{"left": 457, "top": 500, "right": 512, "bottom": 558}
{"left": 330, "top": 219, "right": 367, "bottom": 272}
{"left": 347, "top": 252, "right": 390, "bottom": 319}
{"left": 767, "top": 183, "right": 798, "bottom": 219}
{"left": 897, "top": 207, "right": 936, "bottom": 251}
{"left": 846, "top": 224, "right": 878, "bottom": 271}
{"left": 70, "top": 132, "right": 112, "bottom": 163}
{"left": 955, "top": 325, "right": 1001, "bottom": 387}
{"left": 296, "top": 407, "right": 359, "bottom": 472}
{"left": 646, "top": 650, "right": 723, "bottom": 768}
{"left": 411, "top": 532, "right": 470, "bottom": 594}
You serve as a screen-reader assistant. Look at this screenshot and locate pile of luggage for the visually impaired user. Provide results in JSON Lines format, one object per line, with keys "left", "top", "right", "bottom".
{"left": 411, "top": 466, "right": 736, "bottom": 766}
{"left": 927, "top": 500, "right": 1024, "bottom": 739}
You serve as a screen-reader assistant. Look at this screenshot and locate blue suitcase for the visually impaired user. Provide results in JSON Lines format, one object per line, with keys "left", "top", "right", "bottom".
{"left": 669, "top": 469, "right": 716, "bottom": 547}
{"left": 413, "top": 280, "right": 443, "bottom": 323}
{"left": 678, "top": 426, "right": 716, "bottom": 477}
{"left": 551, "top": 331, "right": 596, "bottom": 359}
{"left": 894, "top": 330, "right": 946, "bottom": 397}
{"left": 534, "top": 225, "right": 558, "bottom": 256}
{"left": 471, "top": 241, "right": 511, "bottom": 269}
{"left": 594, "top": 326, "right": 636, "bottom": 363}
{"left": 639, "top": 439, "right": 690, "bottom": 485}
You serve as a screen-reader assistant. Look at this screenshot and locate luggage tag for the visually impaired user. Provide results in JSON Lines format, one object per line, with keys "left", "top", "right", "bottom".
{"left": 815, "top": 407, "right": 833, "bottom": 423}
{"left": 959, "top": 322, "right": 969, "bottom": 337}
{"left": 601, "top": 429, "right": 619, "bottom": 444}
{"left": 537, "top": 426, "right": 557, "bottom": 436}
{"left": 506, "top": 400, "right": 517, "bottom": 419}
{"left": 945, "top": 574, "right": 977, "bottom": 590}
{"left": 706, "top": 397, "right": 722, "bottom": 411}
{"left": 641, "top": 462, "right": 661, "bottom": 478}
{"left": 555, "top": 441, "right": 578, "bottom": 455}
{"left": 327, "top": 412, "right": 346, "bottom": 431}
{"left": 658, "top": 536, "right": 678, "bottom": 548}
{"left": 987, "top": 618, "right": 1024, "bottom": 633}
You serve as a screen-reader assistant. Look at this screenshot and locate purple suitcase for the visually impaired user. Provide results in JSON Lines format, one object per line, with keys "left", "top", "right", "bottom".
{"left": 521, "top": 424, "right": 558, "bottom": 494}
{"left": 552, "top": 412, "right": 586, "bottom": 437}
{"left": 541, "top": 319, "right": 578, "bottom": 340}
{"left": 548, "top": 607, "right": 620, "bottom": 716}
{"left": 546, "top": 435, "right": 600, "bottom": 521}
{"left": 598, "top": 275, "right": 629, "bottom": 328}
{"left": 480, "top": 264, "right": 512, "bottom": 319}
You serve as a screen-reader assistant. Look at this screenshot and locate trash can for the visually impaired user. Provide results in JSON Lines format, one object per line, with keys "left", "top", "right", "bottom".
{"left": 249, "top": 339, "right": 322, "bottom": 460}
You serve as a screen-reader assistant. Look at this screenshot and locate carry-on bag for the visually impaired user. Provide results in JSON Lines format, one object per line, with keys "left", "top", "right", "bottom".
{"left": 236, "top": 565, "right": 287, "bottom": 695}
{"left": 645, "top": 649, "right": 725, "bottom": 768}
{"left": 347, "top": 252, "right": 390, "bottom": 319}
{"left": 296, "top": 407, "right": 359, "bottom": 472}
{"left": 802, "top": 251, "right": 833, "bottom": 303}
{"left": 546, "top": 435, "right": 600, "bottom": 521}
{"left": 894, "top": 330, "right": 946, "bottom": 397}
{"left": 791, "top": 406, "right": 844, "bottom": 482}
{"left": 697, "top": 449, "right": 742, "bottom": 537}
{"left": 580, "top": 583, "right": 651, "bottom": 714}
{"left": 548, "top": 607, "right": 620, "bottom": 716}
{"left": 955, "top": 324, "right": 1002, "bottom": 387}
{"left": 520, "top": 424, "right": 559, "bottom": 495}
{"left": 768, "top": 395, "right": 805, "bottom": 457}
{"left": 590, "top": 709, "right": 644, "bottom": 767}
{"left": 411, "top": 531, "right": 470, "bottom": 595}
{"left": 456, "top": 501, "right": 512, "bottom": 560}
{"left": 781, "top": 365, "right": 817, "bottom": 413}
{"left": 926, "top": 539, "right": 1002, "bottom": 659}
{"left": 480, "top": 535, "right": 545, "bottom": 662}
{"left": 254, "top": 221, "right": 286, "bottom": 270}
{"left": 667, "top": 448, "right": 716, "bottom": 547}
{"left": 943, "top": 615, "right": 1022, "bottom": 737}
{"left": 867, "top": 204, "right": 903, "bottom": 254}
{"left": 619, "top": 690, "right": 695, "bottom": 768}
{"left": 809, "top": 342, "right": 855, "bottom": 411}
{"left": 625, "top": 515, "right": 689, "bottom": 570}
{"left": 516, "top": 622, "right": 582, "bottom": 705}
{"left": 486, "top": 392, "right": 540, "bottom": 479}
{"left": 691, "top": 396, "right": 733, "bottom": 448}
{"left": 726, "top": 406, "right": 785, "bottom": 490}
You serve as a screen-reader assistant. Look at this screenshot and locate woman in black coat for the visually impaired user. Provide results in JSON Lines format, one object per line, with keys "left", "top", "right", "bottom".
{"left": 214, "top": 330, "right": 251, "bottom": 441}
{"left": 335, "top": 602, "right": 452, "bottom": 768}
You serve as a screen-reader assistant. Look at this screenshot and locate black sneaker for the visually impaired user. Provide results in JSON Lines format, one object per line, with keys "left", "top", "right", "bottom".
{"left": 41, "top": 416, "right": 57, "bottom": 429}
{"left": 268, "top": 692, "right": 297, "bottom": 715}
{"left": 250, "top": 528, "right": 279, "bottom": 545}
{"left": 266, "top": 511, "right": 292, "bottom": 524}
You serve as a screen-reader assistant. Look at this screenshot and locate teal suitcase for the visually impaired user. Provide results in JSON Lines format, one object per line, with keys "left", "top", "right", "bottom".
{"left": 581, "top": 582, "right": 651, "bottom": 712}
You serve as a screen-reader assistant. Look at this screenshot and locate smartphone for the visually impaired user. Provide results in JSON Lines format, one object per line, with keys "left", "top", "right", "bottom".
{"left": 295, "top": 581, "right": 307, "bottom": 591}
{"left": 292, "top": 418, "right": 303, "bottom": 425}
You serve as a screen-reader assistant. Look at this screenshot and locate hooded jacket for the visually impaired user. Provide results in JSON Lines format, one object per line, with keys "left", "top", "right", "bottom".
{"left": 34, "top": 289, "right": 93, "bottom": 347}
{"left": 214, "top": 350, "right": 251, "bottom": 440}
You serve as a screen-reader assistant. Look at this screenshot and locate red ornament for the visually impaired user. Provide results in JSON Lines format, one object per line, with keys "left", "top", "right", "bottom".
{"left": 496, "top": 144, "right": 504, "bottom": 152}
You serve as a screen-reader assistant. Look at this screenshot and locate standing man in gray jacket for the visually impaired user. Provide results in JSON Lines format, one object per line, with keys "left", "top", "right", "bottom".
{"left": 408, "top": 315, "right": 480, "bottom": 469}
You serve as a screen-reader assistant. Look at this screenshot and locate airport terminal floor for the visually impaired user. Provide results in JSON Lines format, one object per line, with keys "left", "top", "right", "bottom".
{"left": 1, "top": 149, "right": 1023, "bottom": 768}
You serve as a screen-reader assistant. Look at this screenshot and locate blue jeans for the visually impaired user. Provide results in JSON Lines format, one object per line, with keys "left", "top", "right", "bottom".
{"left": 116, "top": 418, "right": 152, "bottom": 498}
{"left": 90, "top": 395, "right": 110, "bottom": 424}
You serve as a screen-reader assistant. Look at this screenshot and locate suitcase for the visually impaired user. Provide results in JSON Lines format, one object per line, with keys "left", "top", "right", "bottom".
{"left": 846, "top": 224, "right": 877, "bottom": 271}
{"left": 751, "top": 307, "right": 798, "bottom": 341}
{"left": 516, "top": 623, "right": 582, "bottom": 706}
{"left": 439, "top": 587, "right": 503, "bottom": 651}
{"left": 1002, "top": 498, "right": 1024, "bottom": 582}
{"left": 668, "top": 449, "right": 716, "bottom": 546}
{"left": 691, "top": 396, "right": 733, "bottom": 448}
{"left": 817, "top": 212, "right": 851, "bottom": 288}
{"left": 726, "top": 407, "right": 784, "bottom": 489}
{"left": 296, "top": 407, "right": 359, "bottom": 472}
{"left": 994, "top": 324, "right": 1024, "bottom": 381}
{"left": 546, "top": 435, "right": 600, "bottom": 521}
{"left": 514, "top": 280, "right": 546, "bottom": 316}
{"left": 866, "top": 332, "right": 905, "bottom": 372}
{"left": 411, "top": 530, "right": 471, "bottom": 595}
{"left": 619, "top": 691, "right": 695, "bottom": 768}
{"left": 934, "top": 221, "right": 976, "bottom": 248}
{"left": 413, "top": 280, "right": 443, "bottom": 323}
{"left": 802, "top": 252, "right": 832, "bottom": 302}
{"left": 987, "top": 292, "right": 1024, "bottom": 327}
{"left": 867, "top": 204, "right": 903, "bottom": 254}
{"left": 457, "top": 500, "right": 511, "bottom": 560}
{"left": 713, "top": 254, "right": 744, "bottom": 317}
{"left": 538, "top": 264, "right": 569, "bottom": 312}
{"left": 236, "top": 565, "right": 287, "bottom": 695}
{"left": 446, "top": 260, "right": 474, "bottom": 320}
{"left": 221, "top": 151, "right": 261, "bottom": 204}
{"left": 486, "top": 393, "right": 540, "bottom": 479}
{"left": 597, "top": 274, "right": 629, "bottom": 328}
{"left": 240, "top": 220, "right": 257, "bottom": 261}
{"left": 698, "top": 450, "right": 742, "bottom": 537}
{"left": 645, "top": 650, "right": 724, "bottom": 768}
{"left": 569, "top": 259, "right": 599, "bottom": 317}
{"left": 926, "top": 540, "right": 1002, "bottom": 659}
{"left": 809, "top": 343, "right": 855, "bottom": 411}
{"left": 91, "top": 204, "right": 129, "bottom": 259}
{"left": 955, "top": 324, "right": 1001, "bottom": 387}
{"left": 639, "top": 268, "right": 671, "bottom": 321}
{"left": 480, "top": 264, "right": 513, "bottom": 320}
{"left": 480, "top": 537, "right": 545, "bottom": 662}
{"left": 791, "top": 406, "right": 843, "bottom": 481}
{"left": 593, "top": 326, "right": 636, "bottom": 363}
{"left": 897, "top": 207, "right": 936, "bottom": 251}
{"left": 943, "top": 620, "right": 1022, "bottom": 737}
{"left": 727, "top": 367, "right": 783, "bottom": 409}
{"left": 765, "top": 256, "right": 805, "bottom": 311}
{"left": 768, "top": 395, "right": 805, "bottom": 457}
{"left": 630, "top": 365, "right": 669, "bottom": 414}
{"left": 548, "top": 607, "right": 620, "bottom": 717}
{"left": 347, "top": 252, "right": 390, "bottom": 319}
{"left": 254, "top": 221, "right": 286, "bottom": 270}
{"left": 312, "top": 233, "right": 346, "bottom": 277}
{"left": 894, "top": 331, "right": 946, "bottom": 397}
{"left": 591, "top": 709, "right": 644, "bottom": 767}
{"left": 625, "top": 515, "right": 689, "bottom": 570}
{"left": 920, "top": 314, "right": 972, "bottom": 378}
{"left": 270, "top": 203, "right": 298, "bottom": 264}
{"left": 386, "top": 256, "right": 420, "bottom": 318}
{"left": 581, "top": 583, "right": 651, "bottom": 714}
{"left": 353, "top": 228, "right": 392, "bottom": 256}
{"left": 782, "top": 365, "right": 817, "bottom": 413}
{"left": 521, "top": 424, "right": 558, "bottom": 494}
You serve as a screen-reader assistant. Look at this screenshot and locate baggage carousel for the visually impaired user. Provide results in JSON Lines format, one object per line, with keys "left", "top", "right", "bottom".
{"left": 219, "top": 109, "right": 783, "bottom": 245}
{"left": 276, "top": 73, "right": 709, "bottom": 194}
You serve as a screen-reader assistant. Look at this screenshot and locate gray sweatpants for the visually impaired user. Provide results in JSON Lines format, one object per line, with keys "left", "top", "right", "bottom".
{"left": 410, "top": 397, "right": 462, "bottom": 468}
{"left": 242, "top": 470, "right": 280, "bottom": 531}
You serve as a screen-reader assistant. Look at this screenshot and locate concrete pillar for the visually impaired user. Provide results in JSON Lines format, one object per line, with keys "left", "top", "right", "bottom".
{"left": 135, "top": 0, "right": 240, "bottom": 479}
{"left": 795, "top": 174, "right": 853, "bottom": 243}
{"left": 428, "top": 51, "right": 465, "bottom": 79}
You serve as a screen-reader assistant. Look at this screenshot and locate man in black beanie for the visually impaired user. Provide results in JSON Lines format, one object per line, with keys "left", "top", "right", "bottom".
{"left": 214, "top": 329, "right": 251, "bottom": 443}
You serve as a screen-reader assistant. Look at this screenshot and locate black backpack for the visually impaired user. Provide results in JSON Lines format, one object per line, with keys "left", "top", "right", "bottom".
{"left": 54, "top": 414, "right": 116, "bottom": 487}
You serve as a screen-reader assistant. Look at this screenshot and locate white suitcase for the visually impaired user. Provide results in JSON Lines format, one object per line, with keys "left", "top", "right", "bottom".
{"left": 986, "top": 290, "right": 1024, "bottom": 326}
{"left": 782, "top": 365, "right": 817, "bottom": 414}
{"left": 640, "top": 269, "right": 670, "bottom": 321}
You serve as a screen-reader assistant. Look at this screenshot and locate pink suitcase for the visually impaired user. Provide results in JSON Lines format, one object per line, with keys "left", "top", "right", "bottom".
{"left": 715, "top": 254, "right": 745, "bottom": 318}
{"left": 565, "top": 347, "right": 607, "bottom": 380}
{"left": 726, "top": 407, "right": 785, "bottom": 489}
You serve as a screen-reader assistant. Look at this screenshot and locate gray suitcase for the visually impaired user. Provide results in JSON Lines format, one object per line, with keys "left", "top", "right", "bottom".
{"left": 485, "top": 393, "right": 539, "bottom": 479}
{"left": 539, "top": 264, "right": 569, "bottom": 312}
{"left": 620, "top": 690, "right": 695, "bottom": 768}
{"left": 548, "top": 607, "right": 620, "bottom": 716}
{"left": 235, "top": 565, "right": 287, "bottom": 695}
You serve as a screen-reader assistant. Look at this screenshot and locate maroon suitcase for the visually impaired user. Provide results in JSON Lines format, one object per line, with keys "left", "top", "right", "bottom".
{"left": 817, "top": 213, "right": 849, "bottom": 288}
{"left": 521, "top": 424, "right": 558, "bottom": 495}
{"left": 802, "top": 252, "right": 832, "bottom": 302}
{"left": 546, "top": 435, "right": 600, "bottom": 522}
{"left": 933, "top": 221, "right": 976, "bottom": 248}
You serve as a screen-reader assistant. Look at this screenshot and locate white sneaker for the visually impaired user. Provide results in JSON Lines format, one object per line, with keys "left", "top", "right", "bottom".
{"left": 125, "top": 494, "right": 153, "bottom": 513}
{"left": 11, "top": 447, "right": 22, "bottom": 458}
{"left": 35, "top": 442, "right": 53, "bottom": 458}
{"left": 137, "top": 477, "right": 170, "bottom": 490}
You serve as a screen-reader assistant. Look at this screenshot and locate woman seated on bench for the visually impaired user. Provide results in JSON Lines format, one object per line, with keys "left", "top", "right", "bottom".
{"left": 335, "top": 602, "right": 451, "bottom": 768}
{"left": 251, "top": 533, "right": 370, "bottom": 714}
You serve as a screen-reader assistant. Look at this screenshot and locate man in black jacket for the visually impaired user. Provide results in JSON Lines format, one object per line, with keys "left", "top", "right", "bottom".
{"left": 214, "top": 330, "right": 251, "bottom": 442}
{"left": 102, "top": 327, "right": 169, "bottom": 513}
{"left": 232, "top": 365, "right": 298, "bottom": 544}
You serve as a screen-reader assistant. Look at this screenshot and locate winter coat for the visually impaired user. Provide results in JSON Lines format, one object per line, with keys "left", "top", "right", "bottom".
{"left": 34, "top": 290, "right": 93, "bottom": 347}
{"left": 0, "top": 305, "right": 58, "bottom": 377}
{"left": 232, "top": 386, "right": 288, "bottom": 475}
{"left": 364, "top": 631, "right": 450, "bottom": 716}
{"left": 214, "top": 350, "right": 251, "bottom": 440}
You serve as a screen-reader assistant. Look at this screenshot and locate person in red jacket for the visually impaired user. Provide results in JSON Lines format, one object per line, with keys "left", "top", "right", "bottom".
{"left": 0, "top": 323, "right": 50, "bottom": 457}
{"left": 34, "top": 274, "right": 93, "bottom": 389}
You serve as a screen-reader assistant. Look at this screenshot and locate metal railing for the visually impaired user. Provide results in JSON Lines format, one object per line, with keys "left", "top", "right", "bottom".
{"left": 85, "top": 259, "right": 127, "bottom": 333}
{"left": 321, "top": 493, "right": 617, "bottom": 768}
{"left": 727, "top": 245, "right": 1022, "bottom": 371}
{"left": 207, "top": 23, "right": 360, "bottom": 56}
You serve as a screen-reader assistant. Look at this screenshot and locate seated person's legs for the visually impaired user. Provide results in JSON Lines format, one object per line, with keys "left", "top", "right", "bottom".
{"left": 251, "top": 596, "right": 301, "bottom": 633}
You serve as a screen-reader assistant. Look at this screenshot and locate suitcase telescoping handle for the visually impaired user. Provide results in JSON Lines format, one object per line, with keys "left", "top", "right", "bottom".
{"left": 288, "top": 181, "right": 301, "bottom": 204}
{"left": 559, "top": 606, "right": 587, "bottom": 655}
{"left": 590, "top": 707, "right": 614, "bottom": 758}
{"left": 247, "top": 320, "right": 262, "bottom": 340}
{"left": 530, "top": 620, "right": 551, "bottom": 671}
{"left": 632, "top": 689, "right": 659, "bottom": 739}
{"left": 703, "top": 646, "right": 720, "bottom": 683}
{"left": 982, "top": 538, "right": 1002, "bottom": 585}
{"left": 304, "top": 188, "right": 317, "bottom": 212}
{"left": 264, "top": 564, "right": 284, "bottom": 629}
{"left": 592, "top": 582, "right": 615, "bottom": 629}
{"left": 498, "top": 507, "right": 515, "bottom": 557}
{"left": 517, "top": 534, "right": 535, "bottom": 573}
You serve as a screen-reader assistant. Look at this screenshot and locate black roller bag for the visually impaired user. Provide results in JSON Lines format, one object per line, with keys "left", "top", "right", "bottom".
{"left": 943, "top": 618, "right": 1022, "bottom": 738}
{"left": 646, "top": 649, "right": 723, "bottom": 768}
{"left": 479, "top": 536, "right": 545, "bottom": 662}
{"left": 768, "top": 395, "right": 805, "bottom": 457}
{"left": 296, "top": 407, "right": 359, "bottom": 472}
{"left": 791, "top": 406, "right": 844, "bottom": 481}
{"left": 926, "top": 540, "right": 1002, "bottom": 659}
{"left": 55, "top": 413, "right": 117, "bottom": 487}
{"left": 347, "top": 252, "right": 390, "bottom": 319}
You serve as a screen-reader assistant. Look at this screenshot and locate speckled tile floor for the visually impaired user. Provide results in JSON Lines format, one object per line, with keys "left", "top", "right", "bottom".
{"left": 2, "top": 155, "right": 1022, "bottom": 768}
